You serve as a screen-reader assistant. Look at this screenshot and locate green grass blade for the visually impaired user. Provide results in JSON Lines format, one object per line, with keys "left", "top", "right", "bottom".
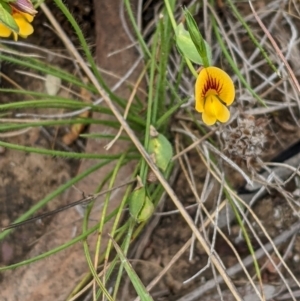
{"left": 0, "top": 140, "right": 126, "bottom": 160}
{"left": 111, "top": 231, "right": 154, "bottom": 301}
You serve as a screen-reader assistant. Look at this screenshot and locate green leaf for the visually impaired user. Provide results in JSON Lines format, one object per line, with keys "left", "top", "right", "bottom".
{"left": 137, "top": 196, "right": 154, "bottom": 222}
{"left": 129, "top": 182, "right": 154, "bottom": 223}
{"left": 183, "top": 7, "right": 210, "bottom": 67}
{"left": 175, "top": 23, "right": 212, "bottom": 66}
{"left": 148, "top": 127, "right": 173, "bottom": 172}
{"left": 0, "top": 3, "right": 19, "bottom": 33}
{"left": 129, "top": 186, "right": 146, "bottom": 221}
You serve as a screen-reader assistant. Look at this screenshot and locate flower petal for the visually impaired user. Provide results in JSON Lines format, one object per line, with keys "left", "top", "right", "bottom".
{"left": 195, "top": 69, "right": 205, "bottom": 112}
{"left": 214, "top": 97, "right": 230, "bottom": 123}
{"left": 217, "top": 76, "right": 235, "bottom": 106}
{"left": 205, "top": 67, "right": 235, "bottom": 106}
{"left": 202, "top": 110, "right": 217, "bottom": 126}
{"left": 0, "top": 23, "right": 12, "bottom": 38}
{"left": 195, "top": 66, "right": 235, "bottom": 107}
{"left": 14, "top": 13, "right": 33, "bottom": 37}
{"left": 22, "top": 12, "right": 34, "bottom": 23}
{"left": 202, "top": 95, "right": 230, "bottom": 125}
{"left": 202, "top": 95, "right": 217, "bottom": 125}
{"left": 195, "top": 76, "right": 204, "bottom": 113}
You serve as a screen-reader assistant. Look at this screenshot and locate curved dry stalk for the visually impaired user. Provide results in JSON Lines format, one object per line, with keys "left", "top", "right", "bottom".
{"left": 195, "top": 147, "right": 300, "bottom": 299}
{"left": 175, "top": 129, "right": 264, "bottom": 299}
{"left": 174, "top": 122, "right": 295, "bottom": 292}
{"left": 41, "top": 2, "right": 244, "bottom": 300}
{"left": 177, "top": 222, "right": 300, "bottom": 301}
{"left": 172, "top": 127, "right": 217, "bottom": 161}
{"left": 0, "top": 70, "right": 33, "bottom": 93}
{"left": 0, "top": 127, "right": 32, "bottom": 138}
{"left": 105, "top": 66, "right": 147, "bottom": 150}
{"left": 249, "top": 0, "right": 300, "bottom": 94}
{"left": 40, "top": 2, "right": 300, "bottom": 301}
{"left": 68, "top": 264, "right": 108, "bottom": 301}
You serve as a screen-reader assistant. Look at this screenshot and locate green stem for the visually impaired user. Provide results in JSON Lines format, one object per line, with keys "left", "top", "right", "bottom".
{"left": 0, "top": 140, "right": 126, "bottom": 160}
{"left": 94, "top": 154, "right": 126, "bottom": 270}
{"left": 82, "top": 216, "right": 114, "bottom": 301}
{"left": 140, "top": 25, "right": 160, "bottom": 183}
{"left": 186, "top": 57, "right": 198, "bottom": 78}
{"left": 164, "top": 1, "right": 198, "bottom": 76}
{"left": 123, "top": 0, "right": 151, "bottom": 58}
{"left": 163, "top": 0, "right": 176, "bottom": 30}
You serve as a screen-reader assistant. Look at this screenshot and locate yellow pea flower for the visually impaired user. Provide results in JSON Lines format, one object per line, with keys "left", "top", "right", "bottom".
{"left": 195, "top": 66, "right": 235, "bottom": 126}
{"left": 0, "top": 9, "right": 34, "bottom": 41}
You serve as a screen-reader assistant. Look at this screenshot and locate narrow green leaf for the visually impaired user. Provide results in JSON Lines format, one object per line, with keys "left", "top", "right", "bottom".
{"left": 0, "top": 3, "right": 18, "bottom": 33}
{"left": 129, "top": 186, "right": 146, "bottom": 221}
{"left": 183, "top": 7, "right": 210, "bottom": 67}
{"left": 137, "top": 196, "right": 154, "bottom": 222}
{"left": 129, "top": 179, "right": 154, "bottom": 223}
{"left": 111, "top": 237, "right": 154, "bottom": 301}
{"left": 176, "top": 23, "right": 212, "bottom": 65}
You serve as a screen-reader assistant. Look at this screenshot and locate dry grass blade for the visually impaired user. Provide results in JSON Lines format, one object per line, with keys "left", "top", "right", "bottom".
{"left": 41, "top": 2, "right": 245, "bottom": 300}
{"left": 176, "top": 222, "right": 300, "bottom": 301}
{"left": 175, "top": 135, "right": 263, "bottom": 297}
{"left": 105, "top": 66, "right": 147, "bottom": 150}
{"left": 4, "top": 1, "right": 298, "bottom": 300}
{"left": 248, "top": 0, "right": 300, "bottom": 94}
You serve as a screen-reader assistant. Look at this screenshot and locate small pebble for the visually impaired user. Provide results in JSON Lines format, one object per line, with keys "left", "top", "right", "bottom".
{"left": 293, "top": 254, "right": 300, "bottom": 263}
{"left": 84, "top": 6, "right": 91, "bottom": 13}
{"left": 273, "top": 207, "right": 281, "bottom": 219}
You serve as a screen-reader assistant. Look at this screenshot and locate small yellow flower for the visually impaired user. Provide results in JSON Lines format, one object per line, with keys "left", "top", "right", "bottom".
{"left": 0, "top": 9, "right": 34, "bottom": 41}
{"left": 195, "top": 66, "right": 235, "bottom": 126}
